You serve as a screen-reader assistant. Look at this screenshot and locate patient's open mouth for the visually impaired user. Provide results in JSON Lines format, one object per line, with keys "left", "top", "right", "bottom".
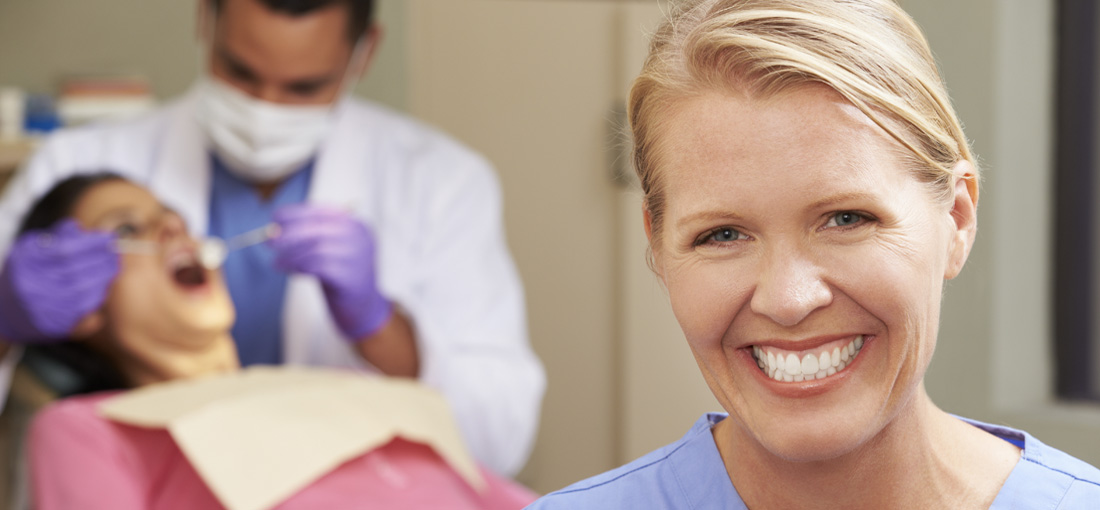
{"left": 167, "top": 250, "right": 209, "bottom": 288}
{"left": 173, "top": 263, "right": 207, "bottom": 287}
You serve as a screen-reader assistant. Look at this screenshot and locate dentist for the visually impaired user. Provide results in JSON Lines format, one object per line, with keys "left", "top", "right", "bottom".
{"left": 0, "top": 0, "right": 544, "bottom": 476}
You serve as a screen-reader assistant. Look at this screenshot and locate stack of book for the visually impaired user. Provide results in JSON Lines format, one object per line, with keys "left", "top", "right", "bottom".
{"left": 56, "top": 74, "right": 156, "bottom": 126}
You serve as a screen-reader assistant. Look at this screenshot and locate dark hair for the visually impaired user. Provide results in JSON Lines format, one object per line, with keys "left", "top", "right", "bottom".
{"left": 18, "top": 172, "right": 130, "bottom": 397}
{"left": 17, "top": 172, "right": 125, "bottom": 236}
{"left": 210, "top": 0, "right": 376, "bottom": 43}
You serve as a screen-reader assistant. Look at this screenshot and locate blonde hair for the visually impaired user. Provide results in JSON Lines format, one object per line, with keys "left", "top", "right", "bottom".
{"left": 629, "top": 0, "right": 976, "bottom": 242}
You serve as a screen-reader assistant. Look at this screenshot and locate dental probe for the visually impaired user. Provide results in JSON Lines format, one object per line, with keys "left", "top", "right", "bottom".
{"left": 112, "top": 223, "right": 280, "bottom": 271}
{"left": 198, "top": 223, "right": 282, "bottom": 270}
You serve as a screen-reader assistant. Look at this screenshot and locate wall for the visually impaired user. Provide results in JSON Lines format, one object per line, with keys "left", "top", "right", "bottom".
{"left": 0, "top": 0, "right": 408, "bottom": 111}
{"left": 903, "top": 0, "right": 1100, "bottom": 466}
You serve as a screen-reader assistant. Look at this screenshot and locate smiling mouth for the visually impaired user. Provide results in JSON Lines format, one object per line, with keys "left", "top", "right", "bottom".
{"left": 751, "top": 335, "right": 865, "bottom": 382}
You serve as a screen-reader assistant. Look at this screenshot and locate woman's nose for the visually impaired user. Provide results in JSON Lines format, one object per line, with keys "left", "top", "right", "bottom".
{"left": 156, "top": 215, "right": 188, "bottom": 244}
{"left": 749, "top": 247, "right": 833, "bottom": 327}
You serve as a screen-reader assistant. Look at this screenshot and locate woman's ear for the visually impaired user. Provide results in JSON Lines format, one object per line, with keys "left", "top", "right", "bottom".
{"left": 945, "top": 160, "right": 978, "bottom": 280}
{"left": 70, "top": 311, "right": 106, "bottom": 340}
{"left": 643, "top": 204, "right": 666, "bottom": 285}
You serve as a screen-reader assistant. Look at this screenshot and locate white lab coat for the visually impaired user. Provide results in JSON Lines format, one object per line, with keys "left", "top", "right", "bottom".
{"left": 0, "top": 89, "right": 545, "bottom": 476}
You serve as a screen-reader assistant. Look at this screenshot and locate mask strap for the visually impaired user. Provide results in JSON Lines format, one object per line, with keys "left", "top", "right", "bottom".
{"left": 333, "top": 35, "right": 371, "bottom": 104}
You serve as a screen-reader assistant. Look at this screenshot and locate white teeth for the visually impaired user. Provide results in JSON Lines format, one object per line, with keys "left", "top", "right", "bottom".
{"left": 802, "top": 353, "right": 819, "bottom": 374}
{"left": 751, "top": 335, "right": 865, "bottom": 382}
{"left": 784, "top": 354, "right": 800, "bottom": 375}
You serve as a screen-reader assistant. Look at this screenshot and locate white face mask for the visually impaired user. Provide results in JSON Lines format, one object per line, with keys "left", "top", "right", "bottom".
{"left": 195, "top": 77, "right": 334, "bottom": 183}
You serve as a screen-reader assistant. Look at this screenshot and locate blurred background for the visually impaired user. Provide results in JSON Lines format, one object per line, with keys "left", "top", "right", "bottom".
{"left": 1, "top": 0, "right": 1098, "bottom": 496}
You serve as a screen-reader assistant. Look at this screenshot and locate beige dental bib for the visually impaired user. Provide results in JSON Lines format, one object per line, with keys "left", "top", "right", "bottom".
{"left": 98, "top": 367, "right": 484, "bottom": 510}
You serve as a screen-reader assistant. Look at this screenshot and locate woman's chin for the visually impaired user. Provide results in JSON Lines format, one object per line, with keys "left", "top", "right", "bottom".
{"left": 168, "top": 293, "right": 236, "bottom": 336}
{"left": 737, "top": 413, "right": 880, "bottom": 464}
{"left": 758, "top": 430, "right": 869, "bottom": 463}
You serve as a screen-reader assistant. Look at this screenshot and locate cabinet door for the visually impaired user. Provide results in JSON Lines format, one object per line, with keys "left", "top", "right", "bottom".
{"left": 409, "top": 0, "right": 714, "bottom": 493}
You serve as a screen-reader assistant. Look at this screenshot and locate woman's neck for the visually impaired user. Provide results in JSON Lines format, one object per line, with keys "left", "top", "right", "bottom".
{"left": 715, "top": 388, "right": 1020, "bottom": 509}
{"left": 99, "top": 329, "right": 240, "bottom": 388}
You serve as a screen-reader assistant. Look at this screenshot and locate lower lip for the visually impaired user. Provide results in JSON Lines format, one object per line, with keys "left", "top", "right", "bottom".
{"left": 744, "top": 336, "right": 873, "bottom": 398}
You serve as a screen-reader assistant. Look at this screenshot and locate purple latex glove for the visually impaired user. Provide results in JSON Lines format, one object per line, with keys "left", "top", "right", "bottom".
{"left": 270, "top": 205, "right": 392, "bottom": 341}
{"left": 0, "top": 220, "right": 119, "bottom": 343}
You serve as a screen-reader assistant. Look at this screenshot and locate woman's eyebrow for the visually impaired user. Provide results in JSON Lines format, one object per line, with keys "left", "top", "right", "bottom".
{"left": 806, "top": 191, "right": 880, "bottom": 211}
{"left": 676, "top": 210, "right": 745, "bottom": 230}
{"left": 92, "top": 207, "right": 136, "bottom": 226}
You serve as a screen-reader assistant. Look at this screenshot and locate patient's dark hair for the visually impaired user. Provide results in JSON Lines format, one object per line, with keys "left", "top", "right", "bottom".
{"left": 209, "top": 0, "right": 376, "bottom": 43}
{"left": 18, "top": 172, "right": 125, "bottom": 235}
{"left": 18, "top": 172, "right": 129, "bottom": 397}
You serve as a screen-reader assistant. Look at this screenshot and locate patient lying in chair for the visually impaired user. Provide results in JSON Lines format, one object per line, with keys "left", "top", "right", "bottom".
{"left": 16, "top": 173, "right": 536, "bottom": 510}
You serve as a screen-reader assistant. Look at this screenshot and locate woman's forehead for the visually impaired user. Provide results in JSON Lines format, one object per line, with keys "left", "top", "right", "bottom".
{"left": 71, "top": 180, "right": 161, "bottom": 222}
{"left": 660, "top": 87, "right": 898, "bottom": 179}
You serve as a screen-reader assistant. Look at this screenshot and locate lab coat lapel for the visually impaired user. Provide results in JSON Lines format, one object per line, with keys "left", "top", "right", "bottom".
{"left": 146, "top": 87, "right": 211, "bottom": 239}
{"left": 307, "top": 98, "right": 371, "bottom": 208}
{"left": 283, "top": 99, "right": 372, "bottom": 368}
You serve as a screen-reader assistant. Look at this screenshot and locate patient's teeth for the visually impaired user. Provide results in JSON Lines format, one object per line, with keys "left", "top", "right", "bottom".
{"left": 784, "top": 354, "right": 800, "bottom": 375}
{"left": 815, "top": 370, "right": 828, "bottom": 379}
{"left": 855, "top": 335, "right": 864, "bottom": 350}
{"left": 783, "top": 373, "right": 793, "bottom": 382}
{"left": 773, "top": 369, "right": 783, "bottom": 381}
{"left": 768, "top": 352, "right": 776, "bottom": 372}
{"left": 827, "top": 366, "right": 836, "bottom": 376}
{"left": 819, "top": 351, "right": 831, "bottom": 369}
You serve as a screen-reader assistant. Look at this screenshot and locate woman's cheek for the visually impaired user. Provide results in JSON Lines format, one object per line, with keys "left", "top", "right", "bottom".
{"left": 666, "top": 262, "right": 741, "bottom": 350}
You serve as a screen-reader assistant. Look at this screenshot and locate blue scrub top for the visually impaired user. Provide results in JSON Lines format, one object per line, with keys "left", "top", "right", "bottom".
{"left": 527, "top": 413, "right": 1100, "bottom": 509}
{"left": 207, "top": 155, "right": 313, "bottom": 366}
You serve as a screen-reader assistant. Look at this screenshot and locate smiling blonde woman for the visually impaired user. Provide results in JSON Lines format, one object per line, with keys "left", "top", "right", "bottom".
{"left": 528, "top": 0, "right": 1100, "bottom": 508}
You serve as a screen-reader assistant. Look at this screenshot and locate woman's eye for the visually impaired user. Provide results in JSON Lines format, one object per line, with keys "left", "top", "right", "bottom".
{"left": 826, "top": 211, "right": 865, "bottom": 228}
{"left": 698, "top": 227, "right": 743, "bottom": 246}
{"left": 114, "top": 223, "right": 141, "bottom": 238}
